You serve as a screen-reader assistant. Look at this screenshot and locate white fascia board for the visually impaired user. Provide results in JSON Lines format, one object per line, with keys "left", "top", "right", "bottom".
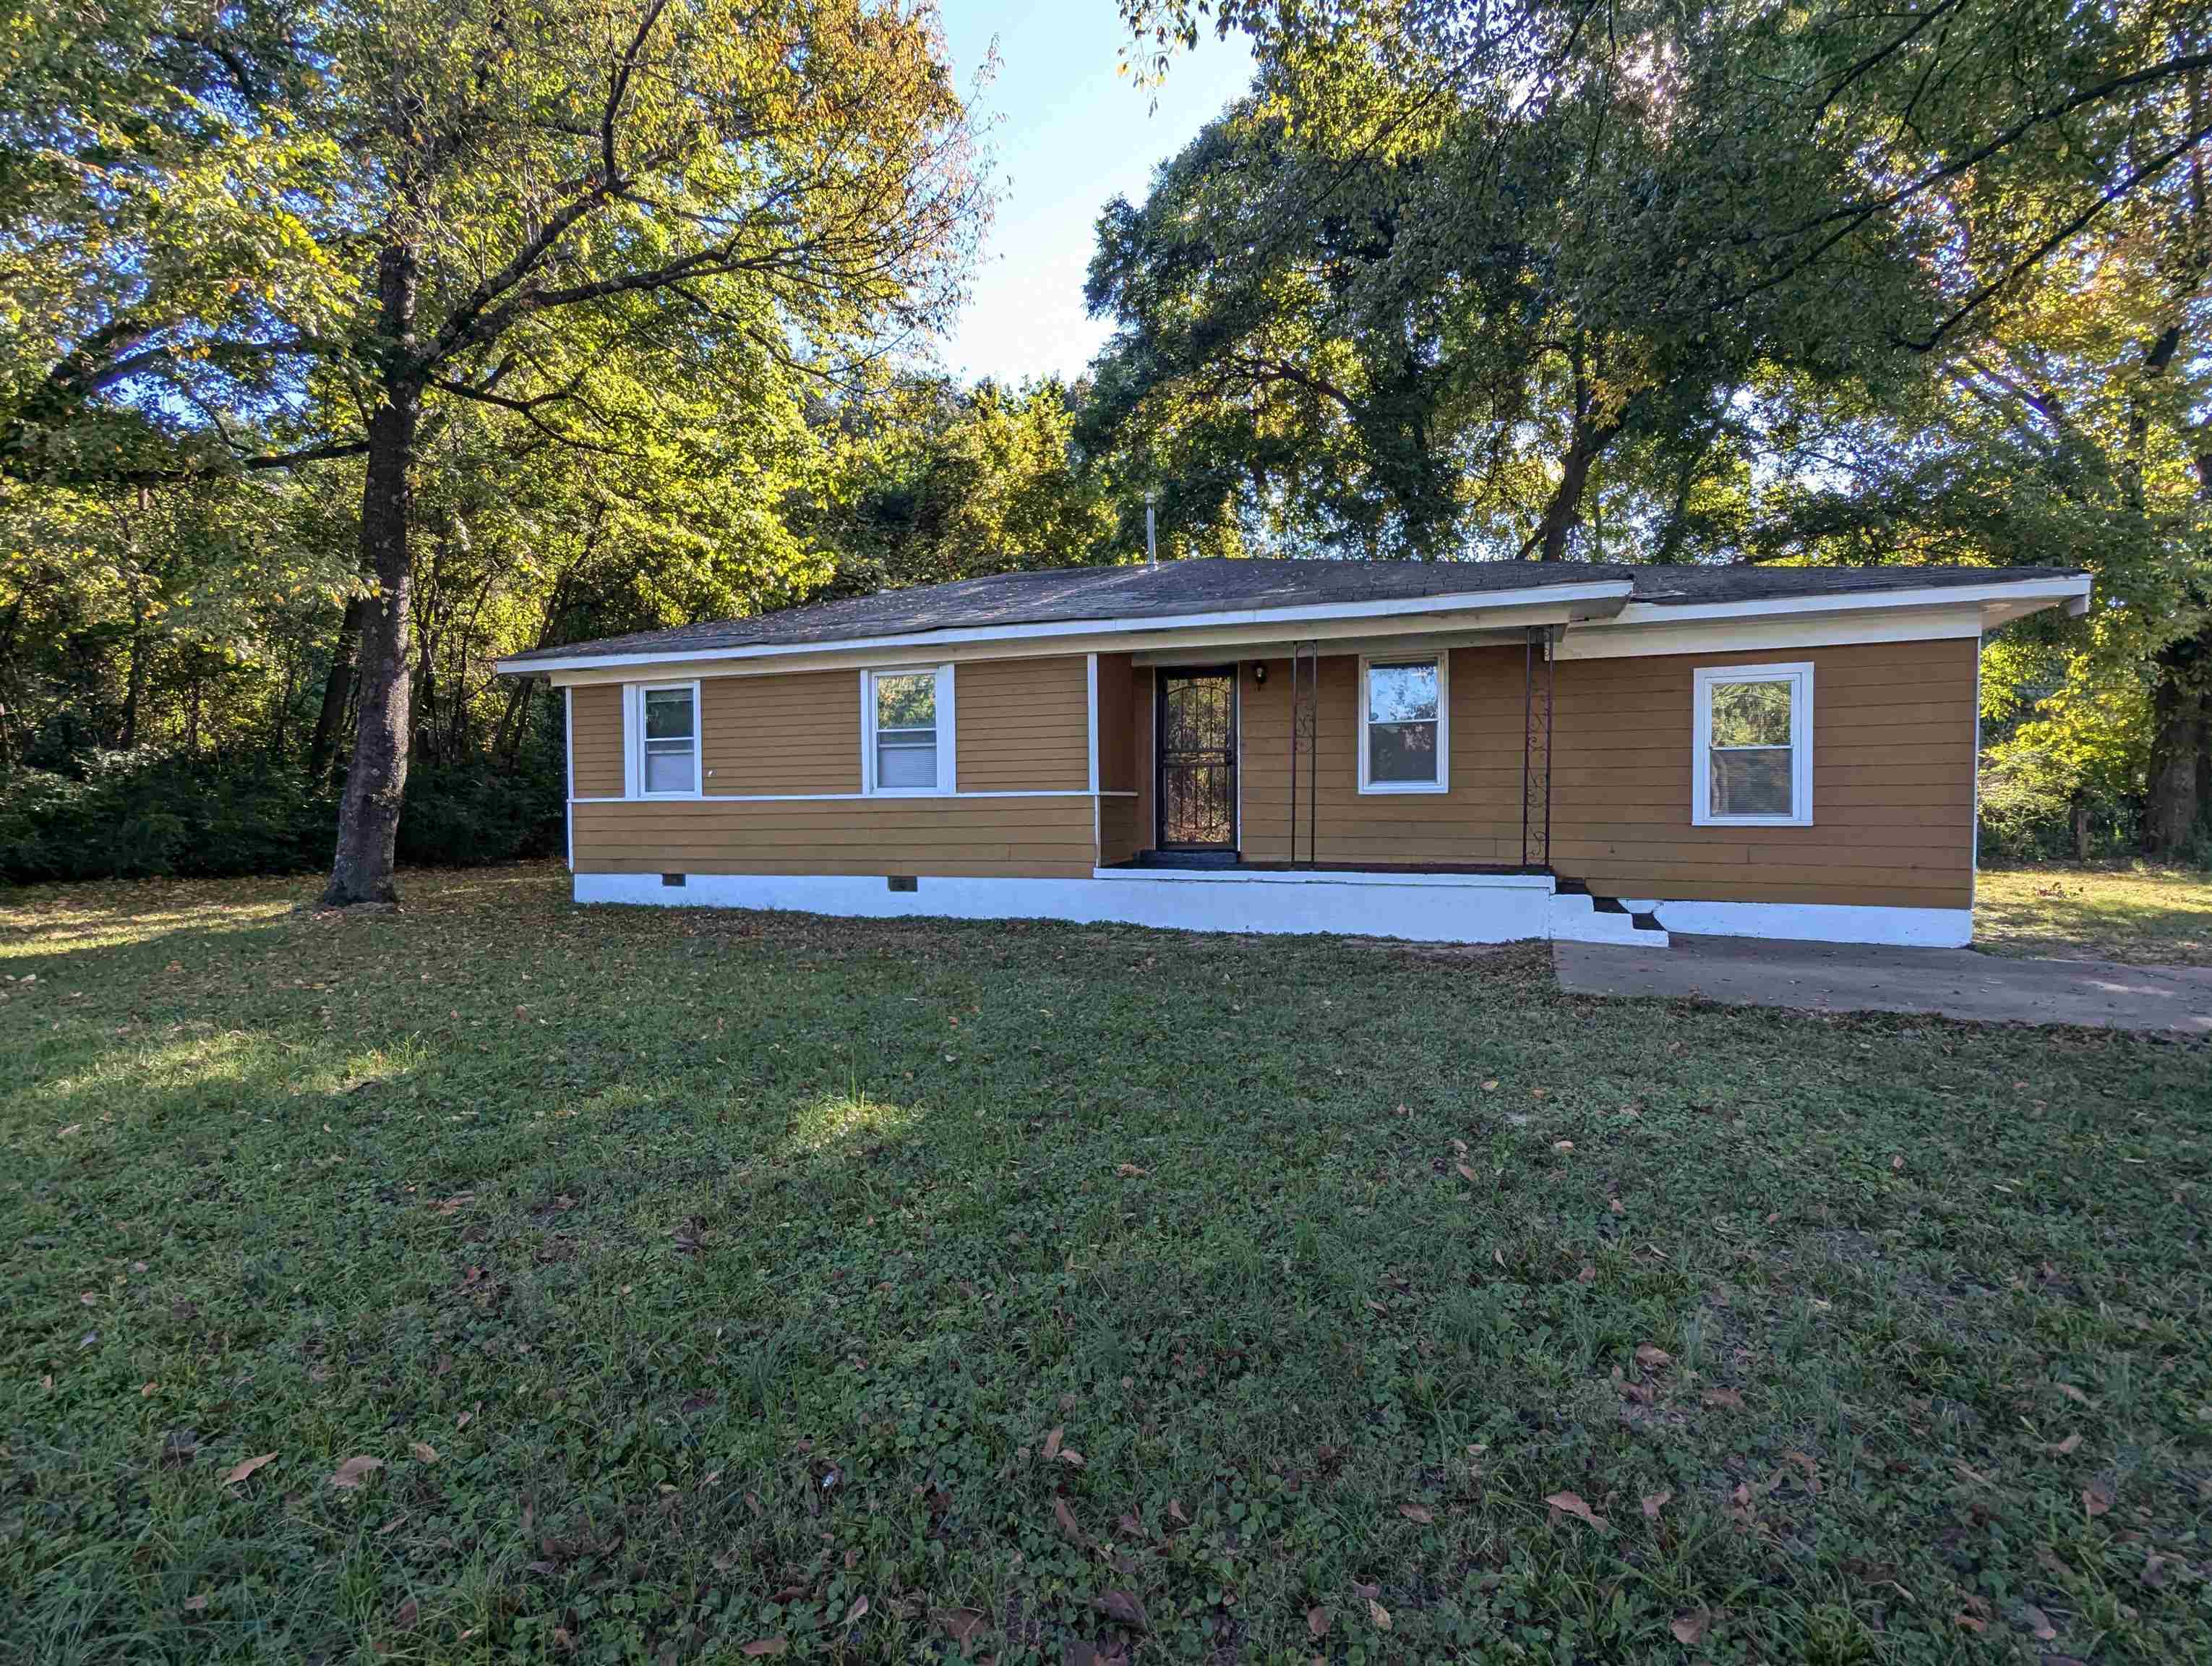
{"left": 1556, "top": 605, "right": 1989, "bottom": 661}
{"left": 496, "top": 580, "right": 1635, "bottom": 679}
{"left": 1611, "top": 573, "right": 2089, "bottom": 625}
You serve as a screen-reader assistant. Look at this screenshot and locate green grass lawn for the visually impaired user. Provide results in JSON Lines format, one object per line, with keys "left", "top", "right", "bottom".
{"left": 4, "top": 866, "right": 2208, "bottom": 1665}
{"left": 1976, "top": 864, "right": 2212, "bottom": 966}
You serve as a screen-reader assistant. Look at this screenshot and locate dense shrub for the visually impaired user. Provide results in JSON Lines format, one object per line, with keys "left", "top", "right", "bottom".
{"left": 1976, "top": 743, "right": 2146, "bottom": 865}
{"left": 0, "top": 749, "right": 562, "bottom": 885}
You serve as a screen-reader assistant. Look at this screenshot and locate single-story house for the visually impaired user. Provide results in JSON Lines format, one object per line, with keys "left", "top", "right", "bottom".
{"left": 496, "top": 558, "right": 2091, "bottom": 948}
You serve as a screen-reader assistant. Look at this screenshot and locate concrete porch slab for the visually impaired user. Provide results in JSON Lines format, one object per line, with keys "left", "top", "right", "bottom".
{"left": 1554, "top": 934, "right": 2212, "bottom": 1036}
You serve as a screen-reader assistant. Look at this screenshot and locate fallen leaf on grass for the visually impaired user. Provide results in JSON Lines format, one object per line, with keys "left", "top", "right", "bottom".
{"left": 329, "top": 1455, "right": 383, "bottom": 1490}
{"left": 1368, "top": 1599, "right": 1392, "bottom": 1631}
{"left": 1454, "top": 1163, "right": 1479, "bottom": 1183}
{"left": 2041, "top": 1432, "right": 2082, "bottom": 1456}
{"left": 393, "top": 1597, "right": 418, "bottom": 1633}
{"left": 410, "top": 1442, "right": 438, "bottom": 1464}
{"left": 2050, "top": 1382, "right": 2094, "bottom": 1406}
{"left": 223, "top": 1453, "right": 276, "bottom": 1485}
{"left": 1671, "top": 1608, "right": 1708, "bottom": 1644}
{"left": 841, "top": 1594, "right": 870, "bottom": 1626}
{"left": 183, "top": 1594, "right": 210, "bottom": 1613}
{"left": 1702, "top": 1388, "right": 1744, "bottom": 1409}
{"left": 1640, "top": 1490, "right": 1671, "bottom": 1519}
{"left": 1054, "top": 1497, "right": 1084, "bottom": 1542}
{"left": 1544, "top": 1491, "right": 1609, "bottom": 1532}
{"left": 1397, "top": 1502, "right": 1433, "bottom": 1524}
{"left": 933, "top": 1607, "right": 987, "bottom": 1646}
{"left": 1307, "top": 1606, "right": 1329, "bottom": 1639}
{"left": 1115, "top": 1163, "right": 1146, "bottom": 1179}
{"left": 739, "top": 1641, "right": 786, "bottom": 1658}
{"left": 1094, "top": 1589, "right": 1149, "bottom": 1631}
{"left": 1167, "top": 1499, "right": 1187, "bottom": 1524}
{"left": 1042, "top": 1427, "right": 1063, "bottom": 1460}
{"left": 1553, "top": 1140, "right": 1574, "bottom": 1153}
{"left": 2082, "top": 1482, "right": 2113, "bottom": 1518}
{"left": 1634, "top": 1344, "right": 1672, "bottom": 1370}
{"left": 2023, "top": 1603, "right": 2057, "bottom": 1641}
{"left": 1057, "top": 1447, "right": 1086, "bottom": 1469}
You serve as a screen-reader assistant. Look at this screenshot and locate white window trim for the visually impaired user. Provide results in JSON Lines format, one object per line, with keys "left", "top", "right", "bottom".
{"left": 1356, "top": 652, "right": 1450, "bottom": 795}
{"left": 1692, "top": 662, "right": 1814, "bottom": 827}
{"left": 625, "top": 680, "right": 703, "bottom": 799}
{"left": 861, "top": 663, "right": 956, "bottom": 796}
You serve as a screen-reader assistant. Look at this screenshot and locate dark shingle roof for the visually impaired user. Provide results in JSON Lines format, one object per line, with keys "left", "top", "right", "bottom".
{"left": 503, "top": 558, "right": 2085, "bottom": 665}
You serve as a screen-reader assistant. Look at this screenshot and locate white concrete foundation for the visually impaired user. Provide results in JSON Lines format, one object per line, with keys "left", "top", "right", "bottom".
{"left": 574, "top": 873, "right": 1969, "bottom": 949}
{"left": 1623, "top": 898, "right": 1974, "bottom": 949}
{"left": 575, "top": 868, "right": 1556, "bottom": 944}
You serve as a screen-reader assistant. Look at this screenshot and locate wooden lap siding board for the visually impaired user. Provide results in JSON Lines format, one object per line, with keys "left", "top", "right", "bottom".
{"left": 571, "top": 796, "right": 1097, "bottom": 878}
{"left": 1240, "top": 647, "right": 1525, "bottom": 865}
{"left": 1094, "top": 654, "right": 1141, "bottom": 864}
{"left": 567, "top": 653, "right": 1099, "bottom": 879}
{"left": 703, "top": 671, "right": 859, "bottom": 795}
{"left": 955, "top": 656, "right": 1089, "bottom": 793}
{"left": 1550, "top": 638, "right": 1977, "bottom": 910}
{"left": 568, "top": 685, "right": 625, "bottom": 798}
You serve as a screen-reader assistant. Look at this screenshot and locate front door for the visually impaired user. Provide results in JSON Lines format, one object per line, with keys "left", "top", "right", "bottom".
{"left": 1157, "top": 669, "right": 1238, "bottom": 850}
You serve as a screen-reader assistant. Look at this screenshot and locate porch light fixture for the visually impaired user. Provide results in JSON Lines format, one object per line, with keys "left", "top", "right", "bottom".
{"left": 1252, "top": 662, "right": 1266, "bottom": 685}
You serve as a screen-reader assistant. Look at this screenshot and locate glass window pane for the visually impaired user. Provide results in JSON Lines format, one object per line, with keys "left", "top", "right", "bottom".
{"left": 645, "top": 688, "right": 694, "bottom": 740}
{"left": 1368, "top": 719, "right": 1439, "bottom": 784}
{"left": 645, "top": 748, "right": 693, "bottom": 793}
{"left": 1709, "top": 680, "right": 1791, "bottom": 748}
{"left": 1710, "top": 746, "right": 1792, "bottom": 816}
{"left": 1368, "top": 662, "right": 1439, "bottom": 725}
{"left": 877, "top": 738, "right": 936, "bottom": 788}
{"left": 875, "top": 672, "right": 935, "bottom": 730}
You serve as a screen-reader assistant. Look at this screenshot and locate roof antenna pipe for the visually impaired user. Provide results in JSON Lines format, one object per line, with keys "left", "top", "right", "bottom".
{"left": 1145, "top": 491, "right": 1157, "bottom": 571}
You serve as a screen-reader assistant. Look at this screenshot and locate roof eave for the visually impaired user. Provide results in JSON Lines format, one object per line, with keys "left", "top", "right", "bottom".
{"left": 494, "top": 578, "right": 1637, "bottom": 678}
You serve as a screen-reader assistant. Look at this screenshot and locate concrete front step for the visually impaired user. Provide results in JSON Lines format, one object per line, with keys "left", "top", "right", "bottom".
{"left": 1548, "top": 892, "right": 1670, "bottom": 947}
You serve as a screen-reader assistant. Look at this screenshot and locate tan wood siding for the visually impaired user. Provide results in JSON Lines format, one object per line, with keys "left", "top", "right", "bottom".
{"left": 1094, "top": 653, "right": 1136, "bottom": 793}
{"left": 702, "top": 671, "right": 859, "bottom": 795}
{"left": 570, "top": 685, "right": 625, "bottom": 798}
{"left": 955, "top": 655, "right": 1089, "bottom": 792}
{"left": 1133, "top": 666, "right": 1156, "bottom": 852}
{"left": 573, "top": 795, "right": 1097, "bottom": 879}
{"left": 1240, "top": 648, "right": 1527, "bottom": 865}
{"left": 1550, "top": 638, "right": 1977, "bottom": 908}
{"left": 1099, "top": 793, "right": 1143, "bottom": 866}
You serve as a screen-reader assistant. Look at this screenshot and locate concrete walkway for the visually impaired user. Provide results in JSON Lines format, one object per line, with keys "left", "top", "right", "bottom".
{"left": 1554, "top": 934, "right": 2212, "bottom": 1035}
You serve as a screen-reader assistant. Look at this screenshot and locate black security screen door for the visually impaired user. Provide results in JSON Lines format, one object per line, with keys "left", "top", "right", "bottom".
{"left": 1157, "top": 670, "right": 1238, "bottom": 850}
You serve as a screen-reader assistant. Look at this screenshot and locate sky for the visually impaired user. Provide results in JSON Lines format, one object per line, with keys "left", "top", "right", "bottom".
{"left": 932, "top": 2, "right": 1256, "bottom": 386}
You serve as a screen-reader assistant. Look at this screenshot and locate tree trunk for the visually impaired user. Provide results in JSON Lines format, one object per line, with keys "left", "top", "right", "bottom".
{"left": 2145, "top": 628, "right": 2207, "bottom": 858}
{"left": 118, "top": 628, "right": 147, "bottom": 749}
{"left": 306, "top": 596, "right": 367, "bottom": 780}
{"left": 323, "top": 244, "right": 422, "bottom": 907}
{"left": 1530, "top": 415, "right": 1619, "bottom": 562}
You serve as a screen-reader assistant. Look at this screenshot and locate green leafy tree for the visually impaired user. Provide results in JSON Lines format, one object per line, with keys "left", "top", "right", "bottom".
{"left": 4, "top": 0, "right": 988, "bottom": 902}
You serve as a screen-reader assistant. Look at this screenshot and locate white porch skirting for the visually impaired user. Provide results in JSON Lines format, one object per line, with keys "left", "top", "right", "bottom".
{"left": 572, "top": 871, "right": 1971, "bottom": 949}
{"left": 574, "top": 868, "right": 1556, "bottom": 943}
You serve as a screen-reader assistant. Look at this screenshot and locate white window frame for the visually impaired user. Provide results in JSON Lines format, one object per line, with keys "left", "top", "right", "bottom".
{"left": 1692, "top": 662, "right": 1814, "bottom": 827}
{"left": 861, "top": 663, "right": 956, "bottom": 796}
{"left": 626, "top": 680, "right": 703, "bottom": 798}
{"left": 1356, "top": 652, "right": 1450, "bottom": 795}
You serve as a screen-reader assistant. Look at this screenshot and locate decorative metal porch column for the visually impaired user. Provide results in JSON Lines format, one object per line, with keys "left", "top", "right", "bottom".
{"left": 1288, "top": 640, "right": 1320, "bottom": 865}
{"left": 1522, "top": 625, "right": 1555, "bottom": 870}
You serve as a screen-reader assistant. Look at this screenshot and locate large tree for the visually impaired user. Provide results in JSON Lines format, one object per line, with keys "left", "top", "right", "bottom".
{"left": 3, "top": 0, "right": 987, "bottom": 903}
